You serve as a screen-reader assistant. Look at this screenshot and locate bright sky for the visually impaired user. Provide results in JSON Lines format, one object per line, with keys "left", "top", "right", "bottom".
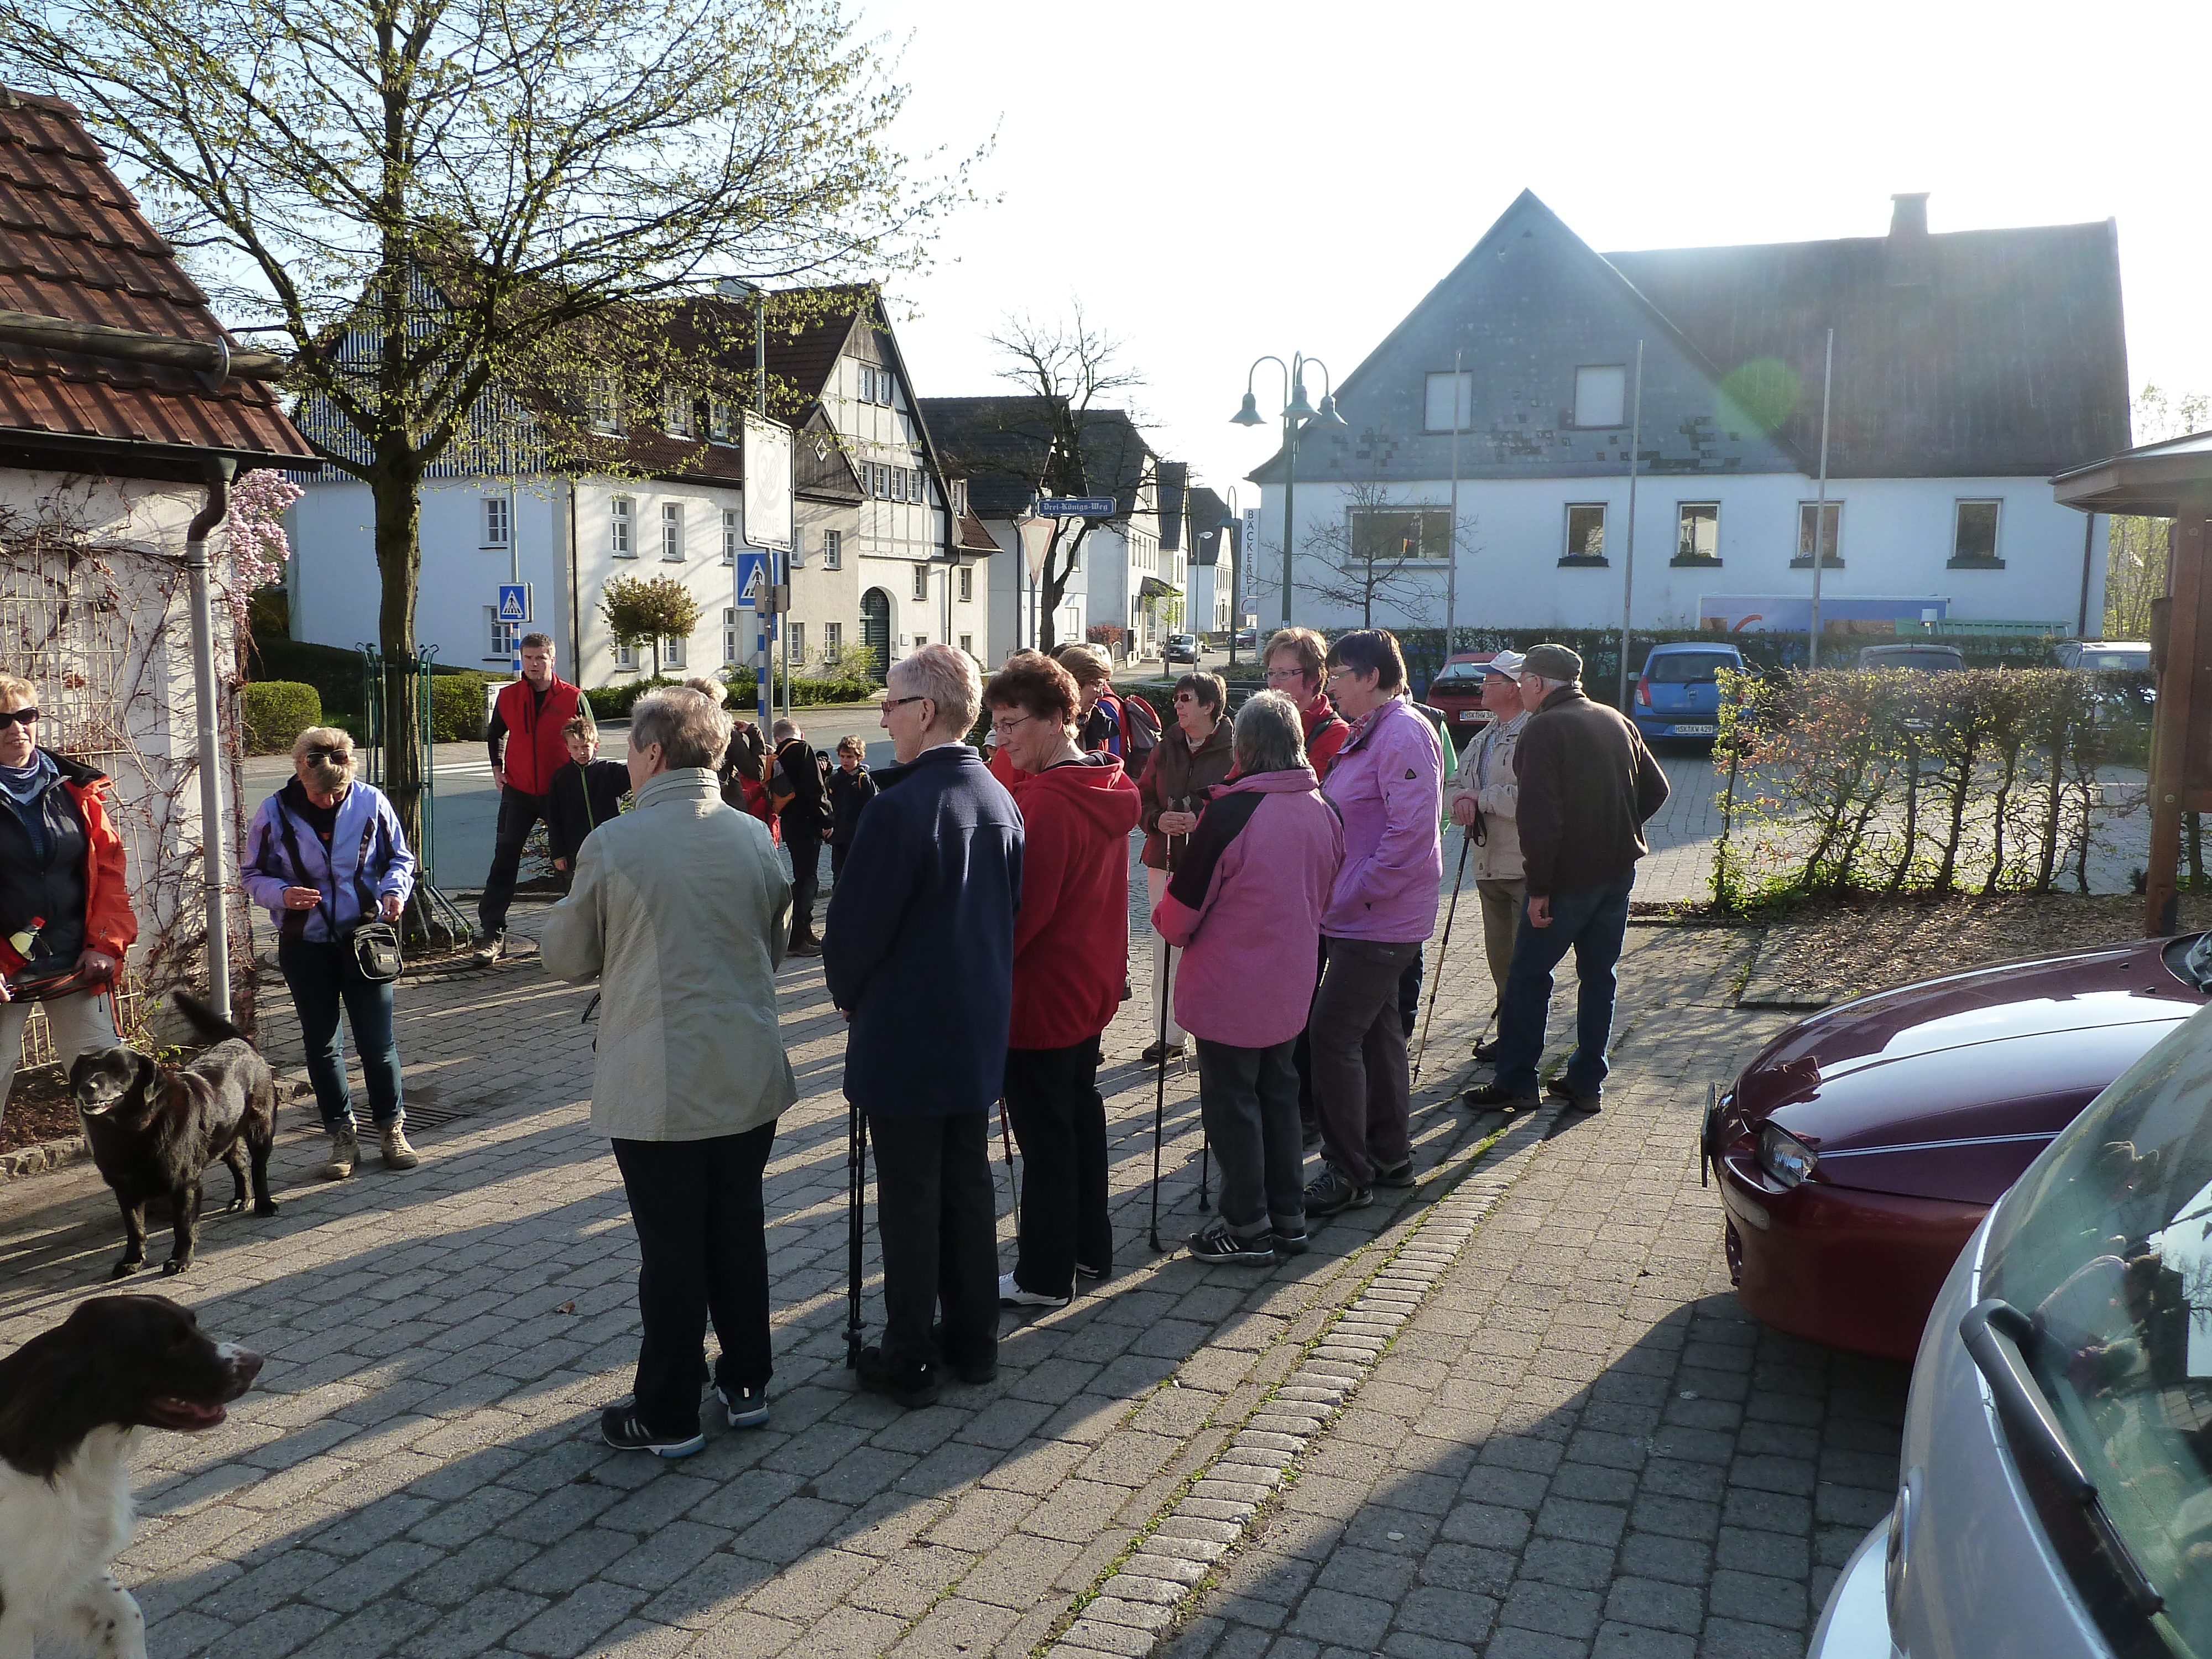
{"left": 862, "top": 0, "right": 2210, "bottom": 501}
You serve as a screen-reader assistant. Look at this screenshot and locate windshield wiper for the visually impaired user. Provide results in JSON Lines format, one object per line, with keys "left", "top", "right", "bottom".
{"left": 1960, "top": 1298, "right": 2165, "bottom": 1619}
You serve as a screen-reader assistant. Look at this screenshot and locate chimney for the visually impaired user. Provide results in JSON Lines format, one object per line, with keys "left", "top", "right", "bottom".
{"left": 1886, "top": 192, "right": 1931, "bottom": 286}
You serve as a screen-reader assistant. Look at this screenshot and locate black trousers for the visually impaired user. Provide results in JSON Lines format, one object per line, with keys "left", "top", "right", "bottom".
{"left": 1003, "top": 1037, "right": 1112, "bottom": 1297}
{"left": 830, "top": 841, "right": 852, "bottom": 882}
{"left": 611, "top": 1124, "right": 777, "bottom": 1435}
{"left": 480, "top": 785, "right": 550, "bottom": 934}
{"left": 783, "top": 818, "right": 822, "bottom": 937}
{"left": 869, "top": 1112, "right": 998, "bottom": 1374}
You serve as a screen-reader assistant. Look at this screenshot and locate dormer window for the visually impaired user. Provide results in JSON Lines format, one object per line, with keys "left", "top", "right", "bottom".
{"left": 662, "top": 385, "right": 693, "bottom": 437}
{"left": 586, "top": 375, "right": 625, "bottom": 435}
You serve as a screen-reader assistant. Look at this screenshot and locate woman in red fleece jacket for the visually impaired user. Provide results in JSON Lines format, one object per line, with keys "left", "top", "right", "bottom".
{"left": 983, "top": 651, "right": 1142, "bottom": 1308}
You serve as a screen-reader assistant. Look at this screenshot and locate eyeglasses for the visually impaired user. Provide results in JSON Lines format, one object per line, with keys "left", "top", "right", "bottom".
{"left": 883, "top": 695, "right": 931, "bottom": 710}
{"left": 0, "top": 707, "right": 38, "bottom": 729}
{"left": 989, "top": 712, "right": 1038, "bottom": 739}
{"left": 304, "top": 746, "right": 351, "bottom": 765}
{"left": 1262, "top": 667, "right": 1307, "bottom": 685}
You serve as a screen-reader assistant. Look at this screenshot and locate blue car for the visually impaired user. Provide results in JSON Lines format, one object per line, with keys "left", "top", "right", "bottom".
{"left": 1632, "top": 641, "right": 1744, "bottom": 741}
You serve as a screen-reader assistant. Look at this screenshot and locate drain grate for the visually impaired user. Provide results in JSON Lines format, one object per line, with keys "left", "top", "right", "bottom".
{"left": 399, "top": 1099, "right": 489, "bottom": 1132}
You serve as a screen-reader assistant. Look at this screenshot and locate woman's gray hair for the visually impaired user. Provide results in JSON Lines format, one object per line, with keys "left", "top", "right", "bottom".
{"left": 1233, "top": 690, "right": 1308, "bottom": 775}
{"left": 682, "top": 675, "right": 728, "bottom": 706}
{"left": 631, "top": 688, "right": 732, "bottom": 770}
{"left": 889, "top": 643, "right": 982, "bottom": 739}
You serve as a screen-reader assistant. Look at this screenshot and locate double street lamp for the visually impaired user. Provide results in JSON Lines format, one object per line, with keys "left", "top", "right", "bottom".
{"left": 1232, "top": 353, "right": 1346, "bottom": 625}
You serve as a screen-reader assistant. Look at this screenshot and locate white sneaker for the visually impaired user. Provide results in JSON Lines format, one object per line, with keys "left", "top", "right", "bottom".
{"left": 998, "top": 1272, "right": 1070, "bottom": 1310}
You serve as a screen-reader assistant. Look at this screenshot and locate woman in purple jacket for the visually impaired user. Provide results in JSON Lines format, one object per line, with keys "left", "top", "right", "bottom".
{"left": 1304, "top": 630, "right": 1442, "bottom": 1217}
{"left": 1153, "top": 692, "right": 1343, "bottom": 1263}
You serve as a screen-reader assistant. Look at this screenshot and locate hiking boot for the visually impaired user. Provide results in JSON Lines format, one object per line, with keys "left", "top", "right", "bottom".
{"left": 1472, "top": 1036, "right": 1504, "bottom": 1063}
{"left": 998, "top": 1272, "right": 1070, "bottom": 1310}
{"left": 473, "top": 930, "right": 504, "bottom": 966}
{"left": 1546, "top": 1077, "right": 1604, "bottom": 1113}
{"left": 1373, "top": 1158, "right": 1417, "bottom": 1188}
{"left": 1464, "top": 1082, "right": 1539, "bottom": 1112}
{"left": 320, "top": 1126, "right": 358, "bottom": 1181}
{"left": 599, "top": 1400, "right": 705, "bottom": 1458}
{"left": 854, "top": 1345, "right": 940, "bottom": 1409}
{"left": 1303, "top": 1165, "right": 1371, "bottom": 1218}
{"left": 787, "top": 932, "right": 823, "bottom": 957}
{"left": 715, "top": 1382, "right": 770, "bottom": 1429}
{"left": 1140, "top": 1037, "right": 1186, "bottom": 1065}
{"left": 1187, "top": 1220, "right": 1276, "bottom": 1265}
{"left": 380, "top": 1123, "right": 420, "bottom": 1170}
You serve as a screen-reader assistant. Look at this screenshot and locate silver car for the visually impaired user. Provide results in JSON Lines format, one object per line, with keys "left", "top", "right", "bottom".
{"left": 1811, "top": 999, "right": 2212, "bottom": 1657}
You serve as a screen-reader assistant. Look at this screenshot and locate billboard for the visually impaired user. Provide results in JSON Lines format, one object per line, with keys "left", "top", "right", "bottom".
{"left": 742, "top": 411, "right": 793, "bottom": 552}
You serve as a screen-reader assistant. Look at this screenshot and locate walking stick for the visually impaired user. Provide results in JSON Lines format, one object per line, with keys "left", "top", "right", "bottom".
{"left": 1412, "top": 828, "right": 1472, "bottom": 1089}
{"left": 1149, "top": 940, "right": 1173, "bottom": 1252}
{"left": 844, "top": 1105, "right": 867, "bottom": 1368}
{"left": 997, "top": 1097, "right": 1020, "bottom": 1229}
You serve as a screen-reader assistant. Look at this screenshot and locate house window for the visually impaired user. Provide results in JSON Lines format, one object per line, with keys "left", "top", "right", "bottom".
{"left": 958, "top": 565, "right": 973, "bottom": 602}
{"left": 959, "top": 633, "right": 973, "bottom": 657}
{"left": 1953, "top": 500, "right": 2002, "bottom": 565}
{"left": 662, "top": 386, "right": 692, "bottom": 436}
{"left": 1795, "top": 501, "right": 1843, "bottom": 566}
{"left": 661, "top": 502, "right": 684, "bottom": 562}
{"left": 482, "top": 495, "right": 509, "bottom": 548}
{"left": 788, "top": 621, "right": 805, "bottom": 665}
{"left": 824, "top": 620, "right": 842, "bottom": 662}
{"left": 610, "top": 496, "right": 634, "bottom": 557}
{"left": 952, "top": 479, "right": 968, "bottom": 515}
{"left": 722, "top": 509, "right": 739, "bottom": 566}
{"left": 1424, "top": 371, "right": 1473, "bottom": 433}
{"left": 724, "top": 607, "right": 741, "bottom": 664}
{"left": 587, "top": 375, "right": 624, "bottom": 434}
{"left": 912, "top": 564, "right": 929, "bottom": 601}
{"left": 663, "top": 632, "right": 687, "bottom": 670}
{"left": 858, "top": 365, "right": 875, "bottom": 404}
{"left": 486, "top": 607, "right": 519, "bottom": 660}
{"left": 1563, "top": 503, "right": 1608, "bottom": 561}
{"left": 710, "top": 401, "right": 735, "bottom": 444}
{"left": 879, "top": 372, "right": 897, "bottom": 406}
{"left": 1349, "top": 507, "right": 1453, "bottom": 565}
{"left": 823, "top": 529, "right": 842, "bottom": 570}
{"left": 615, "top": 638, "right": 637, "bottom": 670}
{"left": 1573, "top": 365, "right": 1626, "bottom": 429}
{"left": 1674, "top": 502, "right": 1720, "bottom": 564}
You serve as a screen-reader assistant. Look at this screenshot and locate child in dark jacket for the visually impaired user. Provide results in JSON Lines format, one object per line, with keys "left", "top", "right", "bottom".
{"left": 826, "top": 733, "right": 878, "bottom": 881}
{"left": 547, "top": 717, "right": 630, "bottom": 879}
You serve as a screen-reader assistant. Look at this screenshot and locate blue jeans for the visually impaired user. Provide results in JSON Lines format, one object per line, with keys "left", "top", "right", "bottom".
{"left": 278, "top": 935, "right": 404, "bottom": 1131}
{"left": 1493, "top": 872, "right": 1636, "bottom": 1098}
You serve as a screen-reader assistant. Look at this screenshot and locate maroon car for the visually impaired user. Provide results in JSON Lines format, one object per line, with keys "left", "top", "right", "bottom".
{"left": 1703, "top": 933, "right": 2211, "bottom": 1361}
{"left": 1423, "top": 651, "right": 1496, "bottom": 749}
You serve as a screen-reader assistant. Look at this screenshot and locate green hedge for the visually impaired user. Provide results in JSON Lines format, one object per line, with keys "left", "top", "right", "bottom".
{"left": 247, "top": 630, "right": 493, "bottom": 718}
{"left": 429, "top": 672, "right": 489, "bottom": 743}
{"left": 240, "top": 681, "right": 322, "bottom": 754}
{"left": 590, "top": 669, "right": 881, "bottom": 720}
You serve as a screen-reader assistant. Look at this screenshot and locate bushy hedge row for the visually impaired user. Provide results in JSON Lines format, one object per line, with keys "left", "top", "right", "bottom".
{"left": 589, "top": 669, "right": 880, "bottom": 721}
{"left": 1712, "top": 667, "right": 2150, "bottom": 908}
{"left": 247, "top": 630, "right": 489, "bottom": 724}
{"left": 240, "top": 681, "right": 322, "bottom": 754}
{"left": 429, "top": 673, "right": 488, "bottom": 744}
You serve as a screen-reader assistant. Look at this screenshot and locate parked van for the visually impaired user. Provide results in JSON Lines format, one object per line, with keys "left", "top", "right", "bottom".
{"left": 1632, "top": 643, "right": 1745, "bottom": 742}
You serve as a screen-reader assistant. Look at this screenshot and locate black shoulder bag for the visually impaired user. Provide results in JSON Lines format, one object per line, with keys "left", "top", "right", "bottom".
{"left": 274, "top": 806, "right": 405, "bottom": 983}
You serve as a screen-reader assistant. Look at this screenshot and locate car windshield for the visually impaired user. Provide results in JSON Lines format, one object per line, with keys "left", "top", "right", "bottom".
{"left": 1647, "top": 651, "right": 1738, "bottom": 684}
{"left": 2081, "top": 649, "right": 2153, "bottom": 671}
{"left": 1430, "top": 662, "right": 1485, "bottom": 685}
{"left": 1985, "top": 1002, "right": 2212, "bottom": 1653}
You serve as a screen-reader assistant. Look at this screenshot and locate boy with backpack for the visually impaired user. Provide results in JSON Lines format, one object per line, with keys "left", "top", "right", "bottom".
{"left": 547, "top": 716, "right": 630, "bottom": 885}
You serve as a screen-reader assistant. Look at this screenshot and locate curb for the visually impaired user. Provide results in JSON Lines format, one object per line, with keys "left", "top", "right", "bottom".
{"left": 1044, "top": 1104, "right": 1562, "bottom": 1658}
{"left": 0, "top": 1131, "right": 88, "bottom": 1182}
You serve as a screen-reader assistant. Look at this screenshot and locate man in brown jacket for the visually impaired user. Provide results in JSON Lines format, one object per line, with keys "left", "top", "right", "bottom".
{"left": 1464, "top": 643, "right": 1668, "bottom": 1114}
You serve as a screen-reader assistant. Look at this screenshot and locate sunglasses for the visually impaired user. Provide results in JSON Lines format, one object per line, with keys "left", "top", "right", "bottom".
{"left": 0, "top": 707, "right": 38, "bottom": 729}
{"left": 304, "top": 746, "right": 351, "bottom": 765}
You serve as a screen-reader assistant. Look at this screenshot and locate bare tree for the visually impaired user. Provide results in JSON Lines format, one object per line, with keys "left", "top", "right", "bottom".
{"left": 4, "top": 0, "right": 976, "bottom": 853}
{"left": 1297, "top": 478, "right": 1470, "bottom": 630}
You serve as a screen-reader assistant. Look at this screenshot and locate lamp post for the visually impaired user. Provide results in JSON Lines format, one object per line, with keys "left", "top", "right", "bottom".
{"left": 1232, "top": 353, "right": 1347, "bottom": 626}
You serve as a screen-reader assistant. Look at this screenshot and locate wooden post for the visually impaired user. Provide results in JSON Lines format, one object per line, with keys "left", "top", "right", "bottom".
{"left": 2148, "top": 505, "right": 2211, "bottom": 936}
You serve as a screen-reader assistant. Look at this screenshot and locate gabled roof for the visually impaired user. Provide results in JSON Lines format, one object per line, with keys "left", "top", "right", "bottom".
{"left": 1157, "top": 460, "right": 1188, "bottom": 551}
{"left": 920, "top": 396, "right": 1157, "bottom": 520}
{"left": 1189, "top": 485, "right": 1230, "bottom": 565}
{"left": 0, "top": 87, "right": 312, "bottom": 469}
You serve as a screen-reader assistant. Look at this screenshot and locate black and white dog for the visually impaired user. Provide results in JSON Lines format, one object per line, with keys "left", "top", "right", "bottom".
{"left": 0, "top": 1295, "right": 262, "bottom": 1657}
{"left": 69, "top": 993, "right": 279, "bottom": 1280}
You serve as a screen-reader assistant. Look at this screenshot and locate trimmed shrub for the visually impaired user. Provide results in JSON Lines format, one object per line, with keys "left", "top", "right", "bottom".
{"left": 429, "top": 671, "right": 488, "bottom": 743}
{"left": 591, "top": 669, "right": 880, "bottom": 720}
{"left": 241, "top": 681, "right": 321, "bottom": 754}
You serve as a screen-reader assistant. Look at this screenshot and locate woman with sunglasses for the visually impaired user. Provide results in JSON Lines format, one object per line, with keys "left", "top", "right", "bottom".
{"left": 0, "top": 673, "right": 138, "bottom": 1127}
{"left": 1134, "top": 671, "right": 1235, "bottom": 1064}
{"left": 243, "top": 726, "right": 418, "bottom": 1180}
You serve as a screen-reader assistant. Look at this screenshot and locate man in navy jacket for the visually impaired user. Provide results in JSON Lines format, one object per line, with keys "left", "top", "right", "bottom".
{"left": 825, "top": 644, "right": 1022, "bottom": 1408}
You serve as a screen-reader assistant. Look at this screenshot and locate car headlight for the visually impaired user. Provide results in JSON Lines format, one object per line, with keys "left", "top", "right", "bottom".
{"left": 1757, "top": 1123, "right": 1818, "bottom": 1190}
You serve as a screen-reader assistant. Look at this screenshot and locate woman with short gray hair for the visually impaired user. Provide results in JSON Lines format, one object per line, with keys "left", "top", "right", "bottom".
{"left": 1152, "top": 690, "right": 1344, "bottom": 1264}
{"left": 540, "top": 684, "right": 795, "bottom": 1457}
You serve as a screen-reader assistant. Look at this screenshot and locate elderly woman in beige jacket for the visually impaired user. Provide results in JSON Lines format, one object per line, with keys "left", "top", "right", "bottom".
{"left": 1444, "top": 651, "right": 1531, "bottom": 1061}
{"left": 541, "top": 687, "right": 795, "bottom": 1458}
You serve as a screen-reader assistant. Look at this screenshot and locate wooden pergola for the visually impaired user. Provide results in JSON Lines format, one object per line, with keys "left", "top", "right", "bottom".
{"left": 2054, "top": 430, "right": 2212, "bottom": 935}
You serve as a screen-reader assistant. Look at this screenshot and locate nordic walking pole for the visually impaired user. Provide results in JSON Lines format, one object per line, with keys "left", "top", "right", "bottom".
{"left": 844, "top": 1105, "right": 867, "bottom": 1368}
{"left": 1149, "top": 940, "right": 1173, "bottom": 1251}
{"left": 1413, "top": 828, "right": 1472, "bottom": 1088}
{"left": 997, "top": 1097, "right": 1020, "bottom": 1230}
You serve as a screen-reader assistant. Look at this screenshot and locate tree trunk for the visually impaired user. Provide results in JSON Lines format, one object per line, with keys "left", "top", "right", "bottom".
{"left": 371, "top": 459, "right": 427, "bottom": 857}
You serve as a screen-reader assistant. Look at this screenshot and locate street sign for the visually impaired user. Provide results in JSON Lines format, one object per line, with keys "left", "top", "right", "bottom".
{"left": 734, "top": 550, "right": 770, "bottom": 608}
{"left": 742, "top": 413, "right": 794, "bottom": 552}
{"left": 1039, "top": 497, "right": 1115, "bottom": 518}
{"left": 497, "top": 583, "right": 530, "bottom": 623}
{"left": 1016, "top": 514, "right": 1057, "bottom": 580}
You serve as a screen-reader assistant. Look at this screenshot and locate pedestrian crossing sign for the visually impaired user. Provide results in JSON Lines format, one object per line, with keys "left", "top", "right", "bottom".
{"left": 497, "top": 583, "right": 530, "bottom": 623}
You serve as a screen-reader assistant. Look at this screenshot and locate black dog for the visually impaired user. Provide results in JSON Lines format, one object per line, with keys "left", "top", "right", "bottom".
{"left": 69, "top": 993, "right": 279, "bottom": 1280}
{"left": 0, "top": 1295, "right": 262, "bottom": 1657}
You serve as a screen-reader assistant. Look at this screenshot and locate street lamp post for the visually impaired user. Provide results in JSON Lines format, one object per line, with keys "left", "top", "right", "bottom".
{"left": 1232, "top": 353, "right": 1347, "bottom": 626}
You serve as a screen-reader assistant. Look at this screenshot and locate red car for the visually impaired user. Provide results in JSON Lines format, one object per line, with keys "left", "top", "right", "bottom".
{"left": 1423, "top": 652, "right": 1496, "bottom": 749}
{"left": 1703, "top": 933, "right": 2210, "bottom": 1361}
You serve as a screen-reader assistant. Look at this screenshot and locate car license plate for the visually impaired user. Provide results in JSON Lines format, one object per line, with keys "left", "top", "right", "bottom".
{"left": 1457, "top": 710, "right": 1478, "bottom": 721}
{"left": 1672, "top": 723, "right": 1715, "bottom": 735}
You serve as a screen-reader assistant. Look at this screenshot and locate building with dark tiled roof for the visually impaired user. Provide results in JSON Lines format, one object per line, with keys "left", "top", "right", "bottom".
{"left": 1242, "top": 189, "right": 2129, "bottom": 643}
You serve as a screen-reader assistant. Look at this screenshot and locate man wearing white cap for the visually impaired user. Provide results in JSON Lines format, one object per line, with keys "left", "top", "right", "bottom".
{"left": 1443, "top": 650, "right": 1528, "bottom": 1061}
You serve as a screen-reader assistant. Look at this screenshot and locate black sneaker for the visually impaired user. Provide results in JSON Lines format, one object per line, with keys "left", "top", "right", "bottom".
{"left": 1074, "top": 1259, "right": 1110, "bottom": 1281}
{"left": 1374, "top": 1159, "right": 1417, "bottom": 1188}
{"left": 1272, "top": 1228, "right": 1311, "bottom": 1257}
{"left": 1303, "top": 1166, "right": 1371, "bottom": 1218}
{"left": 854, "top": 1345, "right": 940, "bottom": 1408}
{"left": 1472, "top": 1036, "right": 1504, "bottom": 1063}
{"left": 599, "top": 1401, "right": 704, "bottom": 1458}
{"left": 787, "top": 936, "right": 823, "bottom": 958}
{"left": 927, "top": 1323, "right": 998, "bottom": 1385}
{"left": 1140, "top": 1037, "right": 1186, "bottom": 1065}
{"left": 1187, "top": 1220, "right": 1276, "bottom": 1265}
{"left": 1464, "top": 1082, "right": 1539, "bottom": 1111}
{"left": 1546, "top": 1077, "right": 1603, "bottom": 1113}
{"left": 714, "top": 1383, "right": 769, "bottom": 1430}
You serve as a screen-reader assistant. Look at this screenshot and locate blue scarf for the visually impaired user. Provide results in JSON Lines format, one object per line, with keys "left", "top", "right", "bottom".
{"left": 0, "top": 748, "right": 54, "bottom": 806}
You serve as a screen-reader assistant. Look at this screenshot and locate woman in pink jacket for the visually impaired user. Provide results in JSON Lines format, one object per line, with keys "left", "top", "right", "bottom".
{"left": 1305, "top": 630, "right": 1443, "bottom": 1218}
{"left": 1152, "top": 691, "right": 1344, "bottom": 1263}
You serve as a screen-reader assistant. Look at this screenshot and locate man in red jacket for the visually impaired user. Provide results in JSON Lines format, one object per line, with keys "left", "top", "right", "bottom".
{"left": 984, "top": 651, "right": 1142, "bottom": 1308}
{"left": 477, "top": 633, "right": 592, "bottom": 962}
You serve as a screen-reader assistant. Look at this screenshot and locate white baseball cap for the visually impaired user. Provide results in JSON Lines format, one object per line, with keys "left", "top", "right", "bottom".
{"left": 1482, "top": 649, "right": 1526, "bottom": 679}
